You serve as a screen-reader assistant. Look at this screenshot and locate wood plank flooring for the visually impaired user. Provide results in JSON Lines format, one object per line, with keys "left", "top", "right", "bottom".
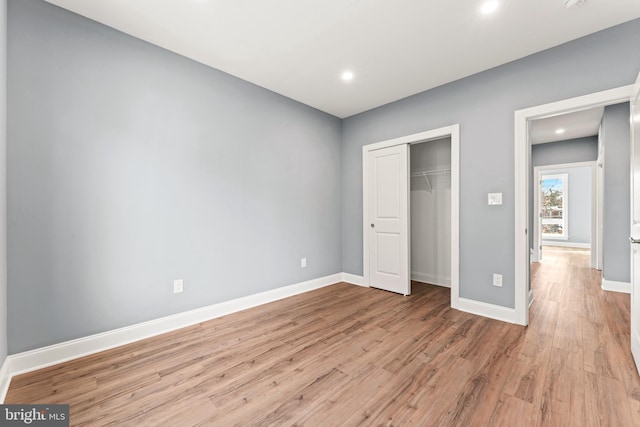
{"left": 6, "top": 247, "right": 640, "bottom": 426}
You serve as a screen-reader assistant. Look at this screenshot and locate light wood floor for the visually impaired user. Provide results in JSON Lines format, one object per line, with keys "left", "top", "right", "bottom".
{"left": 6, "top": 248, "right": 640, "bottom": 426}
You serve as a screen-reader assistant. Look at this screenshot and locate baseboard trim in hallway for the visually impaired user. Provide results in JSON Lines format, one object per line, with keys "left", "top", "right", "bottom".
{"left": 602, "top": 278, "right": 631, "bottom": 294}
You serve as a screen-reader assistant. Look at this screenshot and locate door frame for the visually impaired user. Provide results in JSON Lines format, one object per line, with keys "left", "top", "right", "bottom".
{"left": 630, "top": 71, "right": 640, "bottom": 375}
{"left": 597, "top": 144, "right": 605, "bottom": 271}
{"left": 514, "top": 85, "right": 632, "bottom": 326}
{"left": 363, "top": 124, "right": 460, "bottom": 306}
{"left": 532, "top": 161, "right": 597, "bottom": 267}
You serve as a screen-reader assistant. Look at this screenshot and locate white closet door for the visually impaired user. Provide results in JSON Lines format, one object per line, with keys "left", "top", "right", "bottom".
{"left": 367, "top": 144, "right": 410, "bottom": 295}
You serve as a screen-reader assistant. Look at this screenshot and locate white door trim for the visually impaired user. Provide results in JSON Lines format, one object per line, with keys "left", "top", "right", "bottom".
{"left": 630, "top": 70, "right": 640, "bottom": 375}
{"left": 532, "top": 161, "right": 597, "bottom": 266}
{"left": 363, "top": 125, "right": 460, "bottom": 307}
{"left": 515, "top": 85, "right": 633, "bottom": 326}
{"left": 597, "top": 126, "right": 605, "bottom": 271}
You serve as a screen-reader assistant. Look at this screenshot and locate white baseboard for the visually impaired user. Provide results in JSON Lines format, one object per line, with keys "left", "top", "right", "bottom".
{"left": 601, "top": 278, "right": 631, "bottom": 294}
{"left": 453, "top": 297, "right": 517, "bottom": 324}
{"left": 0, "top": 272, "right": 343, "bottom": 400}
{"left": 542, "top": 241, "right": 590, "bottom": 249}
{"left": 0, "top": 357, "right": 10, "bottom": 404}
{"left": 531, "top": 248, "right": 539, "bottom": 263}
{"left": 0, "top": 271, "right": 527, "bottom": 402}
{"left": 632, "top": 330, "right": 640, "bottom": 375}
{"left": 411, "top": 272, "right": 451, "bottom": 288}
{"left": 528, "top": 289, "right": 534, "bottom": 308}
{"left": 342, "top": 273, "right": 366, "bottom": 287}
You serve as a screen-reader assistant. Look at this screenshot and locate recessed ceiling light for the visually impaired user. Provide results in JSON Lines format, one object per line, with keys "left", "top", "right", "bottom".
{"left": 555, "top": 128, "right": 566, "bottom": 134}
{"left": 341, "top": 70, "right": 354, "bottom": 82}
{"left": 565, "top": 0, "right": 586, "bottom": 8}
{"left": 480, "top": 1, "right": 499, "bottom": 15}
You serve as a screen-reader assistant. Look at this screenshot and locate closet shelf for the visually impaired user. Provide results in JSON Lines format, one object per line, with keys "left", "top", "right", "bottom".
{"left": 410, "top": 168, "right": 451, "bottom": 192}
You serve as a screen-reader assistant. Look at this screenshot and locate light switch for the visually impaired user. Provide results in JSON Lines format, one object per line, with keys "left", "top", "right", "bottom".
{"left": 488, "top": 193, "right": 502, "bottom": 206}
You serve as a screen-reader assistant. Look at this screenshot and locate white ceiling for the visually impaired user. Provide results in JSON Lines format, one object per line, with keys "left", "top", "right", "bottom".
{"left": 530, "top": 107, "right": 604, "bottom": 144}
{"left": 44, "top": 0, "right": 640, "bottom": 118}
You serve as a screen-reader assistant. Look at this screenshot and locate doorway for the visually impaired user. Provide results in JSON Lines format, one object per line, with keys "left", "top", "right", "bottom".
{"left": 362, "top": 125, "right": 460, "bottom": 306}
{"left": 514, "top": 85, "right": 633, "bottom": 325}
{"left": 532, "top": 161, "right": 598, "bottom": 266}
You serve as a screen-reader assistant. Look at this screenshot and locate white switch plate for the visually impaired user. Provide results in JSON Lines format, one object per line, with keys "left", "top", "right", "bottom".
{"left": 173, "top": 279, "right": 184, "bottom": 293}
{"left": 493, "top": 273, "right": 503, "bottom": 287}
{"left": 301, "top": 258, "right": 307, "bottom": 268}
{"left": 488, "top": 193, "right": 503, "bottom": 206}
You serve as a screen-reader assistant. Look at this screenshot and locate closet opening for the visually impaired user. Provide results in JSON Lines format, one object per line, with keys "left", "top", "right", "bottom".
{"left": 410, "top": 137, "right": 452, "bottom": 290}
{"left": 362, "top": 124, "right": 459, "bottom": 306}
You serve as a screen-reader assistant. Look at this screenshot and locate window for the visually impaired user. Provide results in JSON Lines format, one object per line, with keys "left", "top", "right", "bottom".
{"left": 541, "top": 173, "right": 568, "bottom": 240}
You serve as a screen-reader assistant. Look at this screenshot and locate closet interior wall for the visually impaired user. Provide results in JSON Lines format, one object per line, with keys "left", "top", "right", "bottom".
{"left": 410, "top": 137, "right": 452, "bottom": 287}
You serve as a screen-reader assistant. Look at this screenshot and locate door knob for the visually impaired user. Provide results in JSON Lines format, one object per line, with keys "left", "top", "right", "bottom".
{"left": 630, "top": 237, "right": 640, "bottom": 244}
{"left": 371, "top": 223, "right": 375, "bottom": 228}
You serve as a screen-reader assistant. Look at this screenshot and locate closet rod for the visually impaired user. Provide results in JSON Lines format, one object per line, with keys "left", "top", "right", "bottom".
{"left": 410, "top": 168, "right": 451, "bottom": 177}
{"left": 410, "top": 168, "right": 450, "bottom": 192}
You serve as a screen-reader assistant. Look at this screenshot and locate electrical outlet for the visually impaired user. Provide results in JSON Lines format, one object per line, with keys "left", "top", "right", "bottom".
{"left": 493, "top": 273, "right": 503, "bottom": 287}
{"left": 173, "top": 279, "right": 184, "bottom": 294}
{"left": 301, "top": 258, "right": 307, "bottom": 268}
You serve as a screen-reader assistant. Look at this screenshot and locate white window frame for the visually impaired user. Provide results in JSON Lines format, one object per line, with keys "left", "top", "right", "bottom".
{"left": 540, "top": 173, "right": 569, "bottom": 240}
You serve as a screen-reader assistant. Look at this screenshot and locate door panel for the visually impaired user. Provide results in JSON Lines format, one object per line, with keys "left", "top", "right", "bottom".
{"left": 376, "top": 233, "right": 400, "bottom": 274}
{"left": 368, "top": 144, "right": 410, "bottom": 295}
{"left": 375, "top": 155, "right": 400, "bottom": 218}
{"left": 630, "top": 70, "right": 640, "bottom": 375}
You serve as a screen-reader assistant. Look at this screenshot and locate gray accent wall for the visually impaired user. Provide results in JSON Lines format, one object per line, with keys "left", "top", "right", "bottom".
{"left": 342, "top": 19, "right": 640, "bottom": 308}
{"left": 0, "top": 0, "right": 7, "bottom": 366}
{"left": 602, "top": 102, "right": 631, "bottom": 283}
{"left": 8, "top": 0, "right": 342, "bottom": 353}
{"left": 532, "top": 137, "right": 599, "bottom": 167}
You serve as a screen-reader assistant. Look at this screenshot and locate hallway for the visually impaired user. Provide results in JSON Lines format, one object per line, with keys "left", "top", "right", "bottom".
{"left": 530, "top": 246, "right": 640, "bottom": 425}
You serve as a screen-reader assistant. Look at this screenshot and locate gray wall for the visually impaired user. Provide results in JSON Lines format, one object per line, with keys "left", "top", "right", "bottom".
{"left": 342, "top": 19, "right": 640, "bottom": 308}
{"left": 539, "top": 166, "right": 592, "bottom": 245}
{"left": 532, "top": 137, "right": 599, "bottom": 167}
{"left": 410, "top": 138, "right": 451, "bottom": 286}
{"left": 530, "top": 136, "right": 598, "bottom": 248}
{"left": 0, "top": 0, "right": 7, "bottom": 367}
{"left": 6, "top": 1, "right": 640, "bottom": 354}
{"left": 8, "top": 0, "right": 342, "bottom": 353}
{"left": 602, "top": 102, "right": 631, "bottom": 283}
